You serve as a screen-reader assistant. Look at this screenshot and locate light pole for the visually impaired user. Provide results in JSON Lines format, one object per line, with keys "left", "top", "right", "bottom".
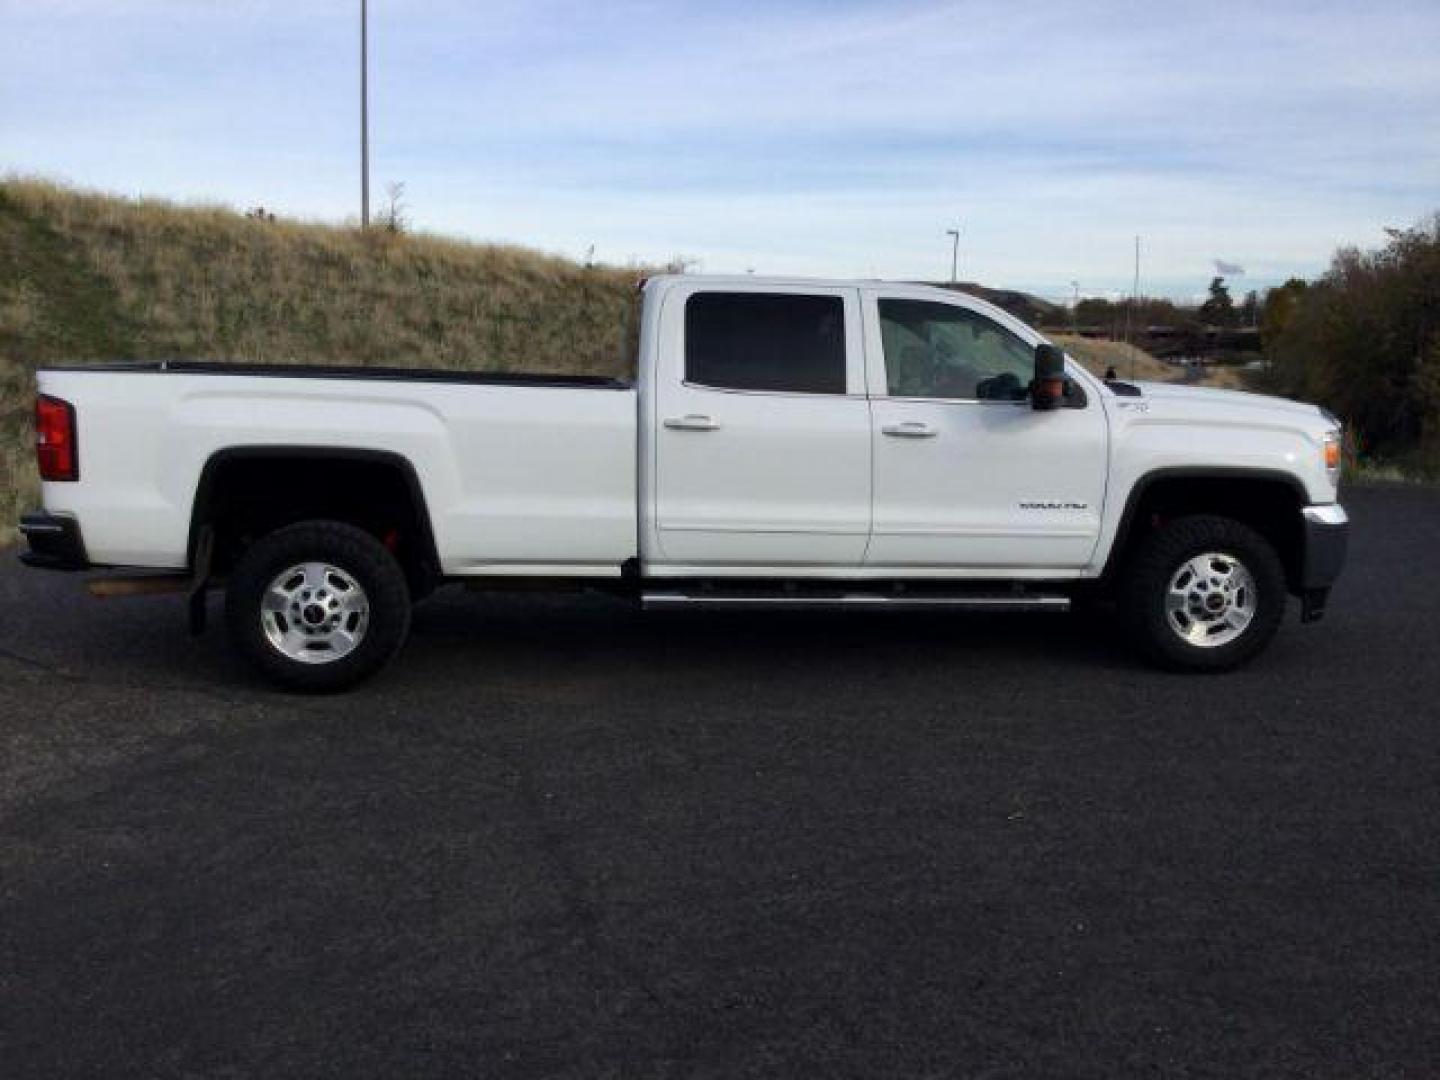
{"left": 360, "top": 0, "right": 370, "bottom": 229}
{"left": 1071, "top": 280, "right": 1080, "bottom": 335}
{"left": 946, "top": 227, "right": 960, "bottom": 285}
{"left": 1127, "top": 235, "right": 1141, "bottom": 378}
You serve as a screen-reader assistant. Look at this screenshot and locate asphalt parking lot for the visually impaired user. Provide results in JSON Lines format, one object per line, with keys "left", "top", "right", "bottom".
{"left": 2, "top": 484, "right": 1437, "bottom": 1078}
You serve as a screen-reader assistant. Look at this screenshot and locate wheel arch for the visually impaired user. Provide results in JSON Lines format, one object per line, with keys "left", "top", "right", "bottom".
{"left": 1102, "top": 467, "right": 1309, "bottom": 591}
{"left": 187, "top": 445, "right": 441, "bottom": 588}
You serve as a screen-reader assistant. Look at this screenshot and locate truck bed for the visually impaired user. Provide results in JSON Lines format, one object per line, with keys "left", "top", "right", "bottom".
{"left": 35, "top": 363, "right": 639, "bottom": 575}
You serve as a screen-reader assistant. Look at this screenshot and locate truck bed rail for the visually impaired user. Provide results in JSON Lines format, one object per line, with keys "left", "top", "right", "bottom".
{"left": 36, "top": 361, "right": 632, "bottom": 390}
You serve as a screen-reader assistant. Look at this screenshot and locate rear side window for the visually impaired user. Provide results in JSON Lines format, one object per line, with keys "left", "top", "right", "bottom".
{"left": 685, "top": 292, "right": 846, "bottom": 394}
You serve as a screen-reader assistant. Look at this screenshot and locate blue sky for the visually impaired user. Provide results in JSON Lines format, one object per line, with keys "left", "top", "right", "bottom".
{"left": 4, "top": 0, "right": 1438, "bottom": 301}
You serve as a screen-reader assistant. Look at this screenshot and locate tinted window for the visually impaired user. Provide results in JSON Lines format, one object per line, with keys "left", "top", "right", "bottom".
{"left": 879, "top": 299, "right": 1034, "bottom": 400}
{"left": 686, "top": 292, "right": 846, "bottom": 394}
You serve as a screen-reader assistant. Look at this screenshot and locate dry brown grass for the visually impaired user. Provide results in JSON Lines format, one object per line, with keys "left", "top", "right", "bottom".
{"left": 1, "top": 178, "right": 640, "bottom": 373}
{"left": 1052, "top": 334, "right": 1251, "bottom": 391}
{"left": 1198, "top": 365, "right": 1250, "bottom": 390}
{"left": 1052, "top": 334, "right": 1178, "bottom": 383}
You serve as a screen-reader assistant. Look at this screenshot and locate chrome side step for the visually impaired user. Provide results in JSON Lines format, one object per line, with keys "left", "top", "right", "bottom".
{"left": 641, "top": 592, "right": 1070, "bottom": 613}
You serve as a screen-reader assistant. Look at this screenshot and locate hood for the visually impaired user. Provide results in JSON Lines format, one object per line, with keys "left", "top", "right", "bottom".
{"left": 1120, "top": 380, "right": 1332, "bottom": 427}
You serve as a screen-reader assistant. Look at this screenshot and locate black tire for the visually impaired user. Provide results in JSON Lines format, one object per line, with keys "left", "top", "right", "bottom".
{"left": 1120, "top": 514, "right": 1286, "bottom": 672}
{"left": 225, "top": 520, "right": 411, "bottom": 691}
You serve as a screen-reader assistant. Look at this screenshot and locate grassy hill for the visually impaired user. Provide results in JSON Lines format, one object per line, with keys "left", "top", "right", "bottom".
{"left": 1050, "top": 335, "right": 1174, "bottom": 383}
{"left": 0, "top": 179, "right": 641, "bottom": 540}
{"left": 924, "top": 282, "right": 1063, "bottom": 327}
{"left": 1054, "top": 335, "right": 1248, "bottom": 390}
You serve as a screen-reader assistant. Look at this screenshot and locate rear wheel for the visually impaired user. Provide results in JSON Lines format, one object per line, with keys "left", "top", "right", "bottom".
{"left": 1121, "top": 514, "right": 1286, "bottom": 671}
{"left": 226, "top": 520, "right": 411, "bottom": 691}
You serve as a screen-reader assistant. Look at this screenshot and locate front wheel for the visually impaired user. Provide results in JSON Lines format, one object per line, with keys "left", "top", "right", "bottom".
{"left": 1120, "top": 514, "right": 1286, "bottom": 672}
{"left": 226, "top": 520, "right": 412, "bottom": 691}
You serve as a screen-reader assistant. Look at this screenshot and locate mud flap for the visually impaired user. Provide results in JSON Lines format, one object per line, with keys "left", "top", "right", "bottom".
{"left": 188, "top": 526, "right": 214, "bottom": 636}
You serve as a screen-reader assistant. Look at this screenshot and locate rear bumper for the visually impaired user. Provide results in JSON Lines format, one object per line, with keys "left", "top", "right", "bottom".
{"left": 17, "top": 512, "right": 91, "bottom": 571}
{"left": 1297, "top": 503, "right": 1348, "bottom": 622}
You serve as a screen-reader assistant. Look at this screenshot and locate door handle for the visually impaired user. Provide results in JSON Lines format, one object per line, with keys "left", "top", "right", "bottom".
{"left": 881, "top": 421, "right": 937, "bottom": 438}
{"left": 664, "top": 414, "right": 721, "bottom": 431}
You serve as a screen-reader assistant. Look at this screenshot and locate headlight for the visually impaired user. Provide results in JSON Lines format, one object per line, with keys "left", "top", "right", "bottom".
{"left": 1322, "top": 429, "right": 1342, "bottom": 482}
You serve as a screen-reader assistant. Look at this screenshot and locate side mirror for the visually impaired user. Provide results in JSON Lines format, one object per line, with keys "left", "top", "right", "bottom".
{"left": 1032, "top": 343, "right": 1066, "bottom": 411}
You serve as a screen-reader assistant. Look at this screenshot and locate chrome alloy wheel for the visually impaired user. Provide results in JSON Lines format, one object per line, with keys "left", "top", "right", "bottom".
{"left": 260, "top": 562, "right": 370, "bottom": 664}
{"left": 1165, "top": 552, "right": 1257, "bottom": 648}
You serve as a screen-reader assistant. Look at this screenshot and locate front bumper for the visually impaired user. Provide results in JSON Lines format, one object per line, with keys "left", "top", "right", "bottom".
{"left": 1297, "top": 503, "right": 1348, "bottom": 622}
{"left": 17, "top": 511, "right": 90, "bottom": 571}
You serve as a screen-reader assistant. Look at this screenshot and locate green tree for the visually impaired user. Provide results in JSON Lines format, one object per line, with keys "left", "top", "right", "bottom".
{"left": 1198, "top": 276, "right": 1236, "bottom": 326}
{"left": 1262, "top": 214, "right": 1440, "bottom": 469}
{"left": 1074, "top": 297, "right": 1113, "bottom": 327}
{"left": 1260, "top": 279, "right": 1308, "bottom": 357}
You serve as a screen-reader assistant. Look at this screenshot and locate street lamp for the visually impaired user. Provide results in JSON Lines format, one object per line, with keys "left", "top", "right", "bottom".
{"left": 946, "top": 227, "right": 960, "bottom": 285}
{"left": 1128, "top": 235, "right": 1141, "bottom": 379}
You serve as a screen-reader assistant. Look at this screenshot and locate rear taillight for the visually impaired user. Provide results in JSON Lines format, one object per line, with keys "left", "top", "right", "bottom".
{"left": 36, "top": 395, "right": 78, "bottom": 481}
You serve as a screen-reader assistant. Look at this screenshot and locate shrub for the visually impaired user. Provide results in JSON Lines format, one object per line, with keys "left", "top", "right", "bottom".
{"left": 1262, "top": 214, "right": 1440, "bottom": 465}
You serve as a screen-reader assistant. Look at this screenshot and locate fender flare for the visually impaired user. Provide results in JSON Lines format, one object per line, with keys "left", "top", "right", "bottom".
{"left": 1100, "top": 466, "right": 1309, "bottom": 580}
{"left": 185, "top": 445, "right": 440, "bottom": 576}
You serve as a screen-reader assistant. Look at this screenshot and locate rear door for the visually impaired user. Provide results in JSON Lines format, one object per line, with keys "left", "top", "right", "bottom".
{"left": 863, "top": 289, "right": 1109, "bottom": 571}
{"left": 651, "top": 283, "right": 871, "bottom": 567}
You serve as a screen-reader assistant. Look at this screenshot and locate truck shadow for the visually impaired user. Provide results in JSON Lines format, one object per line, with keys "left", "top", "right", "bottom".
{"left": 0, "top": 572, "right": 1141, "bottom": 704}
{"left": 400, "top": 587, "right": 1135, "bottom": 682}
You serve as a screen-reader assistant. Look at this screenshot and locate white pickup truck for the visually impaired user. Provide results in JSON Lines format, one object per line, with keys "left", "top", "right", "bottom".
{"left": 20, "top": 275, "right": 1348, "bottom": 689}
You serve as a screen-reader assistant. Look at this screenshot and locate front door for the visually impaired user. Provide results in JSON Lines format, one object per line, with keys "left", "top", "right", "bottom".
{"left": 651, "top": 284, "right": 871, "bottom": 568}
{"left": 863, "top": 291, "right": 1108, "bottom": 571}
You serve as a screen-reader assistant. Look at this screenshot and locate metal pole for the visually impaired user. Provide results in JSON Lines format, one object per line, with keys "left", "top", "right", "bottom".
{"left": 1071, "top": 280, "right": 1080, "bottom": 335}
{"left": 360, "top": 0, "right": 370, "bottom": 229}
{"left": 1128, "top": 235, "right": 1140, "bottom": 378}
{"left": 946, "top": 227, "right": 960, "bottom": 285}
